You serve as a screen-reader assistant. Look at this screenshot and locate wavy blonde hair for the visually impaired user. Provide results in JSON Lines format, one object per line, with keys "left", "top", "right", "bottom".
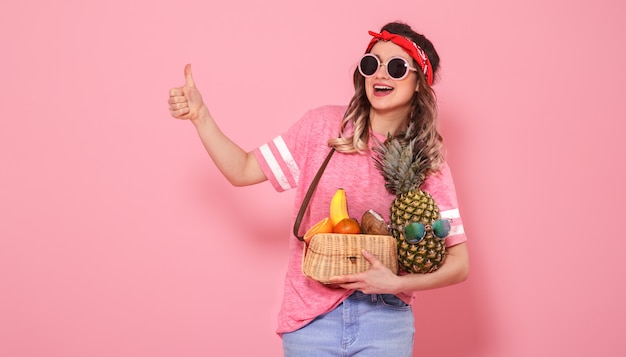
{"left": 328, "top": 22, "right": 445, "bottom": 172}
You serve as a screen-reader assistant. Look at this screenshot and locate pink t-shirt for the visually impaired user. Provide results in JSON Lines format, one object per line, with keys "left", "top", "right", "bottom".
{"left": 252, "top": 105, "right": 467, "bottom": 334}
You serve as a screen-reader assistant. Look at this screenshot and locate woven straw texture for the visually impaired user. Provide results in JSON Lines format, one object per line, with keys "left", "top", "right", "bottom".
{"left": 302, "top": 234, "right": 398, "bottom": 284}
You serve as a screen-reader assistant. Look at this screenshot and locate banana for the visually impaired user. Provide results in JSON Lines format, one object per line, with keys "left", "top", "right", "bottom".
{"left": 329, "top": 188, "right": 350, "bottom": 226}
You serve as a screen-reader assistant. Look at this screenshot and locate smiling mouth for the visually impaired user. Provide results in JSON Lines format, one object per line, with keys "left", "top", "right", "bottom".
{"left": 374, "top": 85, "right": 393, "bottom": 93}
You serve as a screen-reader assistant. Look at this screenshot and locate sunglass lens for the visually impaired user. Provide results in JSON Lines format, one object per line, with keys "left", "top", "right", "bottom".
{"left": 404, "top": 222, "right": 425, "bottom": 244}
{"left": 359, "top": 55, "right": 379, "bottom": 76}
{"left": 432, "top": 219, "right": 451, "bottom": 238}
{"left": 387, "top": 58, "right": 408, "bottom": 79}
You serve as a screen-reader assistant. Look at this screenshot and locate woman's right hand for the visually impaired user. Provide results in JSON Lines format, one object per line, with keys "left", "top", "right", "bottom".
{"left": 168, "top": 64, "right": 208, "bottom": 123}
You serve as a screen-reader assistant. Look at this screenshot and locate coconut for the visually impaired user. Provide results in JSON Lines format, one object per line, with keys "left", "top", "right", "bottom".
{"left": 360, "top": 209, "right": 389, "bottom": 235}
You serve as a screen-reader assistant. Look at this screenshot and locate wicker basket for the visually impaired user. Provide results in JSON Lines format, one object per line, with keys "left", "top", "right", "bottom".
{"left": 302, "top": 233, "right": 398, "bottom": 284}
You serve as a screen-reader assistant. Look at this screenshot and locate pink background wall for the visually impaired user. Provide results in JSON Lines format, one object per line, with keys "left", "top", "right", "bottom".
{"left": 1, "top": 0, "right": 625, "bottom": 356}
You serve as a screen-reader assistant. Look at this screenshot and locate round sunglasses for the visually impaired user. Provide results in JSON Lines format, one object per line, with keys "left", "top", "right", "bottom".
{"left": 402, "top": 219, "right": 451, "bottom": 244}
{"left": 358, "top": 53, "right": 418, "bottom": 80}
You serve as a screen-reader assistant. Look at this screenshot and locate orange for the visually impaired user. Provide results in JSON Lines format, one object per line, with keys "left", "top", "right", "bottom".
{"left": 333, "top": 218, "right": 361, "bottom": 234}
{"left": 303, "top": 217, "right": 334, "bottom": 243}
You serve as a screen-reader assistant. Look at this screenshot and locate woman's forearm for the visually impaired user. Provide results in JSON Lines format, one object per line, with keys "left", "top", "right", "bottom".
{"left": 395, "top": 242, "right": 469, "bottom": 293}
{"left": 191, "top": 110, "right": 266, "bottom": 186}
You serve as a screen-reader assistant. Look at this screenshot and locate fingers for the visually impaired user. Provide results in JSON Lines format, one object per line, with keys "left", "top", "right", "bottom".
{"left": 184, "top": 63, "right": 195, "bottom": 88}
{"left": 328, "top": 273, "right": 360, "bottom": 285}
{"left": 328, "top": 251, "right": 380, "bottom": 284}
{"left": 169, "top": 105, "right": 189, "bottom": 118}
{"left": 169, "top": 88, "right": 184, "bottom": 96}
{"left": 168, "top": 94, "right": 187, "bottom": 105}
{"left": 169, "top": 69, "right": 190, "bottom": 118}
{"left": 169, "top": 106, "right": 190, "bottom": 118}
{"left": 168, "top": 90, "right": 189, "bottom": 119}
{"left": 361, "top": 249, "right": 380, "bottom": 266}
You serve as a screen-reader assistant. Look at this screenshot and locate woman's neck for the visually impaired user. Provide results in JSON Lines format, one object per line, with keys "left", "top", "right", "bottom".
{"left": 369, "top": 108, "right": 410, "bottom": 137}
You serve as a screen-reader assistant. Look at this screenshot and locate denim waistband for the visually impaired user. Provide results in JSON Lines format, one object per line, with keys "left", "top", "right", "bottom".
{"left": 349, "top": 290, "right": 389, "bottom": 302}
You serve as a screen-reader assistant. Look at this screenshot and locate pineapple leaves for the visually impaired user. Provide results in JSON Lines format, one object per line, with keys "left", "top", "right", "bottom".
{"left": 372, "top": 134, "right": 431, "bottom": 195}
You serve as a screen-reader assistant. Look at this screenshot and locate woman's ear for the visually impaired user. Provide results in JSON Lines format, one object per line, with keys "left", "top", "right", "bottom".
{"left": 415, "top": 81, "right": 420, "bottom": 92}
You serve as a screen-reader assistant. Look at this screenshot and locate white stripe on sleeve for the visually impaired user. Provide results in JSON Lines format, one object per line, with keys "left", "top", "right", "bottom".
{"left": 273, "top": 136, "right": 300, "bottom": 183}
{"left": 440, "top": 208, "right": 460, "bottom": 219}
{"left": 449, "top": 225, "right": 465, "bottom": 236}
{"left": 259, "top": 143, "right": 291, "bottom": 191}
{"left": 440, "top": 208, "right": 464, "bottom": 236}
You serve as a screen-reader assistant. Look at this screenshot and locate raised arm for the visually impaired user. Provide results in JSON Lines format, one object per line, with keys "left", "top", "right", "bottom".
{"left": 168, "top": 64, "right": 267, "bottom": 186}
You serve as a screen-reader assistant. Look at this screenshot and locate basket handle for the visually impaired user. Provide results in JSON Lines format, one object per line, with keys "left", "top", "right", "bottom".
{"left": 293, "top": 147, "right": 336, "bottom": 241}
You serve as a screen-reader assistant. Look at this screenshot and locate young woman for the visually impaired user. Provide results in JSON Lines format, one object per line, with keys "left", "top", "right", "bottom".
{"left": 168, "top": 21, "right": 469, "bottom": 357}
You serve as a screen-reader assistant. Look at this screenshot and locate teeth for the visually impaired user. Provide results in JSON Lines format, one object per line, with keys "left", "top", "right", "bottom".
{"left": 374, "top": 85, "right": 393, "bottom": 90}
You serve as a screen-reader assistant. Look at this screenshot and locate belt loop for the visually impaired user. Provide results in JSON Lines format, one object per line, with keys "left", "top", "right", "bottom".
{"left": 371, "top": 294, "right": 378, "bottom": 303}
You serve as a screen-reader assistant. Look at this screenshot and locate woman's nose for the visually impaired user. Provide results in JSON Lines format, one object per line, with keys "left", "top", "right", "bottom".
{"left": 374, "top": 63, "right": 388, "bottom": 79}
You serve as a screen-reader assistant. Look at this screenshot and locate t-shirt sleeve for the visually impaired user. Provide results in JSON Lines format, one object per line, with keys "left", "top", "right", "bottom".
{"left": 252, "top": 106, "right": 344, "bottom": 192}
{"left": 422, "top": 162, "right": 468, "bottom": 247}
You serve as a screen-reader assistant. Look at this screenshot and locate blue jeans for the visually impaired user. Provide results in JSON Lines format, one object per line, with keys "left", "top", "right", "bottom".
{"left": 282, "top": 291, "right": 414, "bottom": 356}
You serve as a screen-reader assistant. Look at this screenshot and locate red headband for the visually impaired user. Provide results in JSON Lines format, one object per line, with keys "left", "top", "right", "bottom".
{"left": 366, "top": 30, "right": 434, "bottom": 86}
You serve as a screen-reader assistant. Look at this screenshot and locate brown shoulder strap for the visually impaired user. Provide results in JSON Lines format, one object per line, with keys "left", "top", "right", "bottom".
{"left": 293, "top": 147, "right": 336, "bottom": 241}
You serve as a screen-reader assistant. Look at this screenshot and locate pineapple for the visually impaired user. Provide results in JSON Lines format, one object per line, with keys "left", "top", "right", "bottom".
{"left": 373, "top": 130, "right": 449, "bottom": 274}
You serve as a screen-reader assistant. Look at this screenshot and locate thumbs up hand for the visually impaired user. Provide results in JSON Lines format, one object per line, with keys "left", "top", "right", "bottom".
{"left": 168, "top": 64, "right": 208, "bottom": 122}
